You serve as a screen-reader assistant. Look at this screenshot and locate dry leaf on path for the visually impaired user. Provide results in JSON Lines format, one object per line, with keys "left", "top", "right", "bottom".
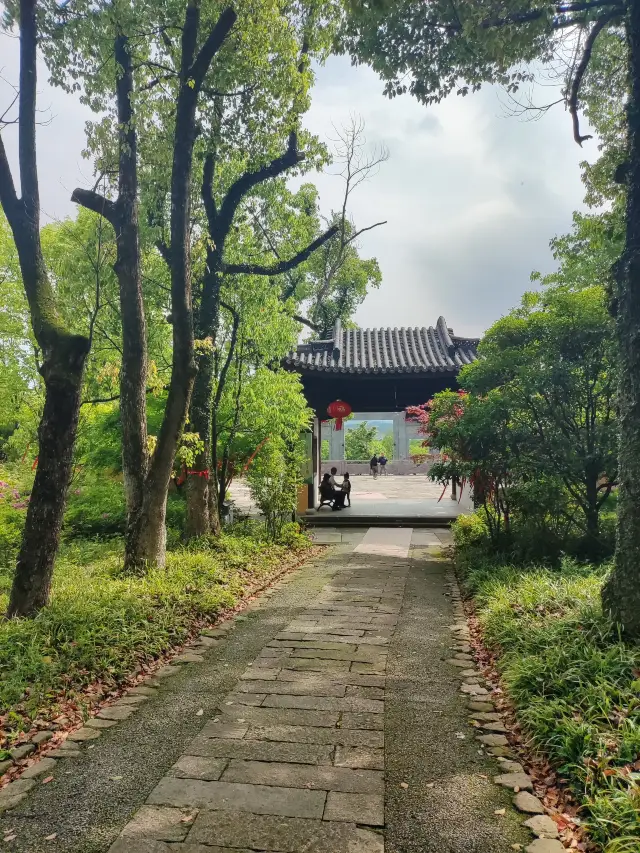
{"left": 494, "top": 808, "right": 506, "bottom": 815}
{"left": 41, "top": 776, "right": 54, "bottom": 784}
{"left": 45, "top": 834, "right": 57, "bottom": 841}
{"left": 400, "top": 781, "right": 409, "bottom": 789}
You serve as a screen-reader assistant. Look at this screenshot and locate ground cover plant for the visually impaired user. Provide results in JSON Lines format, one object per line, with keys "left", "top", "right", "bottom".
{"left": 455, "top": 528, "right": 640, "bottom": 852}
{"left": 0, "top": 522, "right": 310, "bottom": 748}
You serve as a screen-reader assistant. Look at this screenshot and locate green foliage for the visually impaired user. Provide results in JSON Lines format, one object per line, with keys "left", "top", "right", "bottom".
{"left": 428, "top": 285, "right": 617, "bottom": 558}
{"left": 458, "top": 552, "right": 640, "bottom": 850}
{"left": 0, "top": 532, "right": 309, "bottom": 739}
{"left": 321, "top": 439, "right": 330, "bottom": 461}
{"left": 345, "top": 421, "right": 379, "bottom": 460}
{"left": 246, "top": 438, "right": 303, "bottom": 541}
{"left": 341, "top": 1, "right": 623, "bottom": 116}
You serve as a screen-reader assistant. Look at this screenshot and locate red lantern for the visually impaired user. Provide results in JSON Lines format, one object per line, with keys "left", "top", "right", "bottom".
{"left": 327, "top": 400, "right": 352, "bottom": 430}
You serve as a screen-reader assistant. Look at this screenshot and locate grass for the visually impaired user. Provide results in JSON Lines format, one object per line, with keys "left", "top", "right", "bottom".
{"left": 0, "top": 530, "right": 310, "bottom": 746}
{"left": 457, "top": 547, "right": 640, "bottom": 851}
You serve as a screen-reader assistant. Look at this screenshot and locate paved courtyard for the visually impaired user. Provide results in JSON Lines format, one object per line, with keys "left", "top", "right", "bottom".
{"left": 0, "top": 528, "right": 531, "bottom": 853}
{"left": 231, "top": 475, "right": 473, "bottom": 522}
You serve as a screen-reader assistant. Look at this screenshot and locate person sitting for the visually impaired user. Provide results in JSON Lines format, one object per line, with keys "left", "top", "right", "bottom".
{"left": 341, "top": 472, "right": 352, "bottom": 506}
{"left": 319, "top": 472, "right": 346, "bottom": 510}
{"left": 319, "top": 473, "right": 334, "bottom": 507}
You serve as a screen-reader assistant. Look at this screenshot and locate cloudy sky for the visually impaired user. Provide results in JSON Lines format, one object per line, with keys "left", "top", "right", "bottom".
{"left": 1, "top": 32, "right": 593, "bottom": 339}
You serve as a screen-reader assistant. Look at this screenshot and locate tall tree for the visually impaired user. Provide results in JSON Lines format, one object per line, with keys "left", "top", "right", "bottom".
{"left": 55, "top": 0, "right": 236, "bottom": 569}
{"left": 344, "top": 0, "right": 640, "bottom": 634}
{"left": 0, "top": 0, "right": 91, "bottom": 616}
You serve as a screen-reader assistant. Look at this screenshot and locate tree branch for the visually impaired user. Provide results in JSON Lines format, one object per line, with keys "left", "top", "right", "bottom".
{"left": 156, "top": 239, "right": 171, "bottom": 266}
{"left": 71, "top": 187, "right": 118, "bottom": 225}
{"left": 568, "top": 14, "right": 617, "bottom": 145}
{"left": 0, "top": 133, "right": 19, "bottom": 219}
{"left": 189, "top": 7, "right": 237, "bottom": 89}
{"left": 345, "top": 220, "right": 387, "bottom": 245}
{"left": 202, "top": 152, "right": 217, "bottom": 232}
{"left": 293, "top": 313, "right": 321, "bottom": 332}
{"left": 223, "top": 224, "right": 338, "bottom": 276}
{"left": 215, "top": 131, "right": 304, "bottom": 243}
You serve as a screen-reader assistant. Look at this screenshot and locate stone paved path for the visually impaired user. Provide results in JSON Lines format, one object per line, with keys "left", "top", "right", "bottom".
{"left": 1, "top": 527, "right": 534, "bottom": 853}
{"left": 109, "top": 529, "right": 412, "bottom": 852}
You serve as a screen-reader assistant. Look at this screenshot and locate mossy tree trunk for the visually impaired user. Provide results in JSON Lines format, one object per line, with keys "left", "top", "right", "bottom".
{"left": 603, "top": 1, "right": 640, "bottom": 636}
{"left": 0, "top": 0, "right": 90, "bottom": 617}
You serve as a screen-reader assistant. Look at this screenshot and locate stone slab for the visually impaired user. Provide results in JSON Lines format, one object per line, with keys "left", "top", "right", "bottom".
{"left": 20, "top": 756, "right": 58, "bottom": 779}
{"left": 525, "top": 841, "right": 565, "bottom": 853}
{"left": 98, "top": 705, "right": 136, "bottom": 721}
{"left": 220, "top": 707, "right": 340, "bottom": 728}
{"left": 147, "top": 777, "right": 326, "bottom": 819}
{"left": 514, "top": 791, "right": 545, "bottom": 814}
{"left": 221, "top": 760, "right": 383, "bottom": 794}
{"left": 246, "top": 724, "right": 384, "bottom": 749}
{"left": 341, "top": 712, "right": 384, "bottom": 731}
{"left": 119, "top": 805, "right": 192, "bottom": 842}
{"left": 323, "top": 792, "right": 384, "bottom": 826}
{"left": 186, "top": 738, "right": 333, "bottom": 765}
{"left": 262, "top": 694, "right": 384, "bottom": 714}
{"left": 237, "top": 680, "right": 347, "bottom": 698}
{"left": 524, "top": 815, "right": 560, "bottom": 838}
{"left": 188, "top": 810, "right": 384, "bottom": 853}
{"left": 334, "top": 746, "right": 385, "bottom": 770}
{"left": 171, "top": 756, "right": 228, "bottom": 781}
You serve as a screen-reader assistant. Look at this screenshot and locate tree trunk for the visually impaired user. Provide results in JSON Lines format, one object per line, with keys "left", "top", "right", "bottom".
{"left": 186, "top": 274, "right": 220, "bottom": 537}
{"left": 7, "top": 341, "right": 87, "bottom": 616}
{"left": 186, "top": 352, "right": 214, "bottom": 537}
{"left": 113, "top": 34, "right": 149, "bottom": 520}
{"left": 1, "top": 0, "right": 90, "bottom": 616}
{"left": 602, "top": 2, "right": 640, "bottom": 635}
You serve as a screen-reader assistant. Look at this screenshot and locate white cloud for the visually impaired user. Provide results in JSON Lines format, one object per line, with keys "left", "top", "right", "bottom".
{"left": 1, "top": 35, "right": 594, "bottom": 339}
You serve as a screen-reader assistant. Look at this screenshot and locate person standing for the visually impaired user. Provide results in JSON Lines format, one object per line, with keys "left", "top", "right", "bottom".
{"left": 378, "top": 453, "right": 388, "bottom": 474}
{"left": 369, "top": 454, "right": 379, "bottom": 478}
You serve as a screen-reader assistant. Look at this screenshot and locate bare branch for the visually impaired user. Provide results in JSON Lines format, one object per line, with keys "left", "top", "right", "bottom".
{"left": 223, "top": 224, "right": 338, "bottom": 275}
{"left": 567, "top": 13, "right": 618, "bottom": 145}
{"left": 346, "top": 220, "right": 387, "bottom": 245}
{"left": 0, "top": 133, "right": 19, "bottom": 218}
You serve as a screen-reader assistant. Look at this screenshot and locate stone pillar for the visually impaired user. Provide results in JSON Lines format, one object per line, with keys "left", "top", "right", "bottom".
{"left": 310, "top": 417, "right": 321, "bottom": 509}
{"left": 329, "top": 423, "right": 345, "bottom": 460}
{"left": 395, "top": 413, "right": 409, "bottom": 460}
{"left": 392, "top": 415, "right": 400, "bottom": 460}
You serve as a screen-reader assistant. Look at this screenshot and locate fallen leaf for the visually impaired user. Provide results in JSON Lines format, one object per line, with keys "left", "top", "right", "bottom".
{"left": 41, "top": 776, "right": 54, "bottom": 784}
{"left": 400, "top": 781, "right": 409, "bottom": 789}
{"left": 494, "top": 808, "right": 506, "bottom": 815}
{"left": 426, "top": 782, "right": 435, "bottom": 788}
{"left": 511, "top": 845, "right": 523, "bottom": 851}
{"left": 4, "top": 835, "right": 17, "bottom": 842}
{"left": 180, "top": 815, "right": 195, "bottom": 823}
{"left": 45, "top": 834, "right": 57, "bottom": 841}
{"left": 195, "top": 709, "right": 204, "bottom": 717}
{"left": 109, "top": 776, "right": 123, "bottom": 781}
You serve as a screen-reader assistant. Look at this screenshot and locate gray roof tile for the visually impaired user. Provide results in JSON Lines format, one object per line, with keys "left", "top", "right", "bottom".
{"left": 285, "top": 317, "right": 479, "bottom": 375}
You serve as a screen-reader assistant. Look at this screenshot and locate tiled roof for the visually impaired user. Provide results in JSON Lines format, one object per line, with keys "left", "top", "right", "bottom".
{"left": 285, "top": 317, "right": 479, "bottom": 374}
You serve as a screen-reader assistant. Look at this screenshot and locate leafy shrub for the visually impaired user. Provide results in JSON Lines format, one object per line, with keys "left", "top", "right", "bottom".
{"left": 247, "top": 439, "right": 302, "bottom": 541}
{"left": 460, "top": 554, "right": 640, "bottom": 851}
{"left": 63, "top": 477, "right": 186, "bottom": 544}
{"left": 452, "top": 512, "right": 488, "bottom": 550}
